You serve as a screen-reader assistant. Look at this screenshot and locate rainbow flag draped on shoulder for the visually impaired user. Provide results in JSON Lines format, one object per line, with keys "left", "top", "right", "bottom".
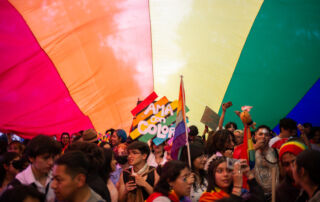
{"left": 171, "top": 77, "right": 187, "bottom": 160}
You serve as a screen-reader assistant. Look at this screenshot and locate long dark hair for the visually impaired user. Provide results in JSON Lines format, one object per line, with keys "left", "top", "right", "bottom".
{"left": 154, "top": 160, "right": 188, "bottom": 196}
{"left": 180, "top": 143, "right": 207, "bottom": 189}
{"left": 206, "top": 156, "right": 233, "bottom": 193}
{"left": 206, "top": 130, "right": 235, "bottom": 156}
{"left": 100, "top": 148, "right": 114, "bottom": 182}
{"left": 0, "top": 152, "right": 19, "bottom": 186}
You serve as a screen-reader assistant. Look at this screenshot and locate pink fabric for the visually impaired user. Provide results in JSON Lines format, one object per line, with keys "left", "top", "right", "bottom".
{"left": 0, "top": 0, "right": 93, "bottom": 139}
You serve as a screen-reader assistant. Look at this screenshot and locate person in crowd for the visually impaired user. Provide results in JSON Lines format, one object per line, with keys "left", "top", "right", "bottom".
{"left": 205, "top": 129, "right": 235, "bottom": 158}
{"left": 180, "top": 142, "right": 208, "bottom": 202}
{"left": 252, "top": 125, "right": 279, "bottom": 201}
{"left": 146, "top": 160, "right": 194, "bottom": 202}
{"left": 82, "top": 129, "right": 99, "bottom": 144}
{"left": 12, "top": 135, "right": 61, "bottom": 202}
{"left": 51, "top": 151, "right": 105, "bottom": 202}
{"left": 99, "top": 141, "right": 112, "bottom": 150}
{"left": 0, "top": 152, "right": 20, "bottom": 192}
{"left": 101, "top": 148, "right": 118, "bottom": 202}
{"left": 233, "top": 130, "right": 244, "bottom": 146}
{"left": 218, "top": 102, "right": 237, "bottom": 132}
{"left": 164, "top": 145, "right": 172, "bottom": 162}
{"left": 60, "top": 132, "right": 70, "bottom": 153}
{"left": 308, "top": 127, "right": 320, "bottom": 150}
{"left": 293, "top": 150, "right": 320, "bottom": 202}
{"left": 0, "top": 184, "right": 45, "bottom": 202}
{"left": 302, "top": 123, "right": 312, "bottom": 138}
{"left": 7, "top": 141, "right": 25, "bottom": 157}
{"left": 276, "top": 140, "right": 307, "bottom": 202}
{"left": 110, "top": 143, "right": 130, "bottom": 186}
{"left": 200, "top": 156, "right": 264, "bottom": 202}
{"left": 67, "top": 141, "right": 109, "bottom": 201}
{"left": 269, "top": 118, "right": 297, "bottom": 149}
{"left": 225, "top": 122, "right": 237, "bottom": 133}
{"left": 118, "top": 141, "right": 159, "bottom": 202}
{"left": 147, "top": 140, "right": 167, "bottom": 168}
{"left": 188, "top": 125, "right": 204, "bottom": 144}
{"left": 110, "top": 129, "right": 127, "bottom": 148}
{"left": 0, "top": 136, "right": 8, "bottom": 156}
{"left": 71, "top": 130, "right": 83, "bottom": 143}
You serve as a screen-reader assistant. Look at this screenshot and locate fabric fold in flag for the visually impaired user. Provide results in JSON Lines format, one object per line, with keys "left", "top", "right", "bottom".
{"left": 171, "top": 77, "right": 187, "bottom": 160}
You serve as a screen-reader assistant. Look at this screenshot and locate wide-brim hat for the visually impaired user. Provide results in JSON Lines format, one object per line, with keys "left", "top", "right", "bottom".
{"left": 82, "top": 129, "right": 98, "bottom": 143}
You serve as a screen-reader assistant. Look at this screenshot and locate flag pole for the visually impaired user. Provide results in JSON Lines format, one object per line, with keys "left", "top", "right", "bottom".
{"left": 180, "top": 75, "right": 192, "bottom": 168}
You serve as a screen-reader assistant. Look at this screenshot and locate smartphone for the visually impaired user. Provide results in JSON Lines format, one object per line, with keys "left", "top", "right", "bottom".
{"left": 128, "top": 174, "right": 135, "bottom": 183}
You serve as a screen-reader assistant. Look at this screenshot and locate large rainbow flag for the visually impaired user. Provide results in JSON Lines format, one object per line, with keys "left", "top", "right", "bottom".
{"left": 0, "top": 0, "right": 319, "bottom": 139}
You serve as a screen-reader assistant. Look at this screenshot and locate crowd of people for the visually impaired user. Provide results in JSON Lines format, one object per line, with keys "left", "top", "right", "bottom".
{"left": 0, "top": 103, "right": 320, "bottom": 202}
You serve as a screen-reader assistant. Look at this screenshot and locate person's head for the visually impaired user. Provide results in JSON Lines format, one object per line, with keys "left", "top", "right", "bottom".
{"left": 101, "top": 148, "right": 117, "bottom": 182}
{"left": 254, "top": 125, "right": 272, "bottom": 147}
{"left": 7, "top": 141, "right": 25, "bottom": 156}
{"left": 188, "top": 125, "right": 199, "bottom": 142}
{"left": 225, "top": 122, "right": 237, "bottom": 133}
{"left": 154, "top": 160, "right": 193, "bottom": 198}
{"left": 279, "top": 140, "right": 307, "bottom": 180}
{"left": 26, "top": 135, "right": 61, "bottom": 176}
{"left": 0, "top": 152, "right": 20, "bottom": 185}
{"left": 150, "top": 140, "right": 165, "bottom": 154}
{"left": 206, "top": 156, "right": 233, "bottom": 192}
{"left": 279, "top": 118, "right": 297, "bottom": 137}
{"left": 113, "top": 143, "right": 128, "bottom": 165}
{"left": 110, "top": 129, "right": 127, "bottom": 147}
{"left": 127, "top": 141, "right": 150, "bottom": 167}
{"left": 233, "top": 130, "right": 244, "bottom": 145}
{"left": 51, "top": 151, "right": 89, "bottom": 202}
{"left": 0, "top": 184, "right": 45, "bottom": 202}
{"left": 180, "top": 143, "right": 206, "bottom": 171}
{"left": 206, "top": 129, "right": 235, "bottom": 157}
{"left": 70, "top": 132, "right": 81, "bottom": 143}
{"left": 293, "top": 150, "right": 320, "bottom": 189}
{"left": 302, "top": 123, "right": 312, "bottom": 135}
{"left": 67, "top": 142, "right": 104, "bottom": 173}
{"left": 81, "top": 129, "right": 98, "bottom": 144}
{"left": 164, "top": 145, "right": 172, "bottom": 162}
{"left": 310, "top": 127, "right": 320, "bottom": 144}
{"left": 60, "top": 133, "right": 70, "bottom": 146}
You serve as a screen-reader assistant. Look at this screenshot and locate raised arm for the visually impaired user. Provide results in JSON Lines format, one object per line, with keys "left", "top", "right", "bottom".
{"left": 218, "top": 102, "right": 232, "bottom": 130}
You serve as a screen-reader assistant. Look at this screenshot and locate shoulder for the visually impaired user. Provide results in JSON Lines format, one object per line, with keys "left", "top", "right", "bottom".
{"left": 153, "top": 196, "right": 171, "bottom": 202}
{"left": 147, "top": 192, "right": 170, "bottom": 202}
{"left": 87, "top": 188, "right": 106, "bottom": 202}
{"left": 15, "top": 165, "right": 33, "bottom": 184}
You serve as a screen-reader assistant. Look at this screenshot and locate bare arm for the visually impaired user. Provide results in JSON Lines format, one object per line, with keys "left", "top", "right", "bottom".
{"left": 298, "top": 124, "right": 311, "bottom": 149}
{"left": 218, "top": 102, "right": 232, "bottom": 130}
{"left": 118, "top": 172, "right": 137, "bottom": 202}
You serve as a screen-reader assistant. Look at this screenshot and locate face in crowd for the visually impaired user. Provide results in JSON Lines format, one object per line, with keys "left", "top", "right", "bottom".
{"left": 281, "top": 152, "right": 296, "bottom": 180}
{"left": 51, "top": 164, "right": 85, "bottom": 201}
{"left": 193, "top": 154, "right": 207, "bottom": 171}
{"left": 61, "top": 134, "right": 70, "bottom": 146}
{"left": 214, "top": 161, "right": 233, "bottom": 191}
{"left": 29, "top": 153, "right": 57, "bottom": 176}
{"left": 128, "top": 149, "right": 147, "bottom": 166}
{"left": 169, "top": 167, "right": 194, "bottom": 198}
{"left": 233, "top": 130, "right": 243, "bottom": 145}
{"left": 255, "top": 127, "right": 271, "bottom": 147}
{"left": 110, "top": 132, "right": 121, "bottom": 147}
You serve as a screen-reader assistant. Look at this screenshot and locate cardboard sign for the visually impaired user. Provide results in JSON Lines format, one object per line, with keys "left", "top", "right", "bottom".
{"left": 200, "top": 106, "right": 220, "bottom": 130}
{"left": 130, "top": 92, "right": 189, "bottom": 145}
